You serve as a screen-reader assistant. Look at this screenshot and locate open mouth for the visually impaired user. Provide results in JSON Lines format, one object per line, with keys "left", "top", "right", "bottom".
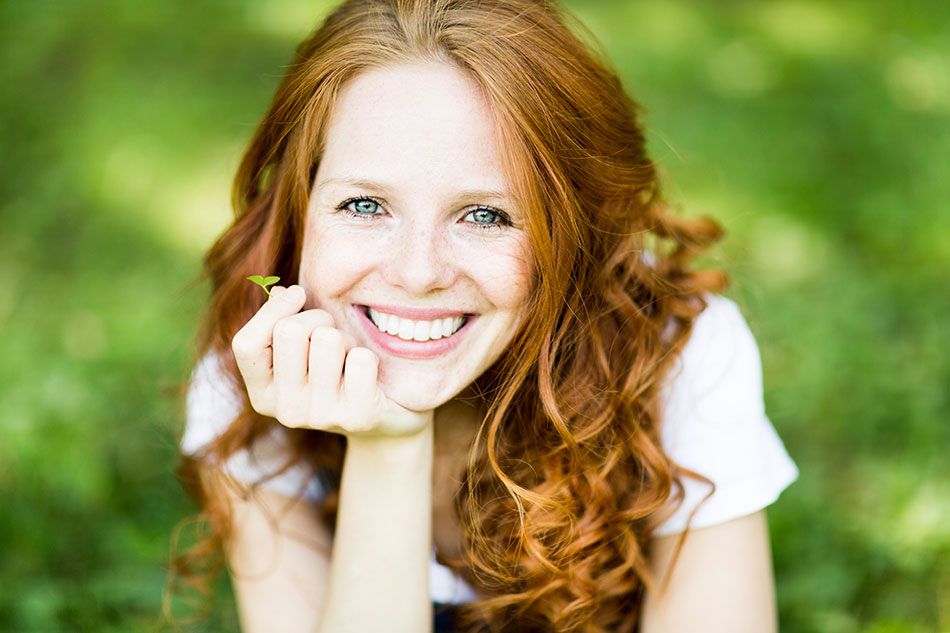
{"left": 364, "top": 307, "right": 469, "bottom": 342}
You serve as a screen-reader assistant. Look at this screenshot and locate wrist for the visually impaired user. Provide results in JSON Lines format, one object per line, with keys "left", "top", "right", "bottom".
{"left": 346, "top": 413, "right": 434, "bottom": 463}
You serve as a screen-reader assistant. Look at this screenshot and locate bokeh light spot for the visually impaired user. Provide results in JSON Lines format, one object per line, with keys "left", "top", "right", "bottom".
{"left": 885, "top": 55, "right": 946, "bottom": 113}
{"left": 619, "top": 0, "right": 710, "bottom": 56}
{"left": 707, "top": 40, "right": 777, "bottom": 98}
{"left": 754, "top": 1, "right": 864, "bottom": 57}
{"left": 244, "top": 0, "right": 334, "bottom": 40}
{"left": 154, "top": 154, "right": 236, "bottom": 255}
{"left": 750, "top": 214, "right": 828, "bottom": 284}
{"left": 894, "top": 483, "right": 950, "bottom": 554}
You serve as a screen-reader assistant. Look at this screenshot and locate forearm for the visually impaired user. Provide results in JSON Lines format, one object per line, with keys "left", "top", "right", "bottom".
{"left": 315, "top": 420, "right": 434, "bottom": 633}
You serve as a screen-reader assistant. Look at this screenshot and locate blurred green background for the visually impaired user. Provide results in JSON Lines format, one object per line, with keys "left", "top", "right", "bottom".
{"left": 1, "top": 0, "right": 947, "bottom": 631}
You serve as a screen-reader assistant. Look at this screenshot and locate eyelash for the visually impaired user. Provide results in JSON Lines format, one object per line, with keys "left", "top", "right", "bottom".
{"left": 335, "top": 196, "right": 512, "bottom": 231}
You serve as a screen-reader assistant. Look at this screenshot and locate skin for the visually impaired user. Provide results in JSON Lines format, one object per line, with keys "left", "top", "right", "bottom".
{"left": 300, "top": 62, "right": 533, "bottom": 414}
{"left": 223, "top": 488, "right": 777, "bottom": 633}
{"left": 227, "top": 61, "right": 780, "bottom": 633}
{"left": 233, "top": 61, "right": 533, "bottom": 435}
{"left": 230, "top": 60, "right": 533, "bottom": 633}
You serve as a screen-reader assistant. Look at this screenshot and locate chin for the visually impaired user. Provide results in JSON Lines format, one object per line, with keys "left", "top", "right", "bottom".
{"left": 377, "top": 364, "right": 467, "bottom": 413}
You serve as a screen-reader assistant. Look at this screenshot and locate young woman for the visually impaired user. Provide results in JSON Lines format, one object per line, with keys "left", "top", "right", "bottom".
{"left": 174, "top": 1, "right": 798, "bottom": 631}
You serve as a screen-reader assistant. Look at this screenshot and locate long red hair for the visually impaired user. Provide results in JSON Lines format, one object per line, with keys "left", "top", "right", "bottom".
{"left": 170, "top": 1, "right": 725, "bottom": 631}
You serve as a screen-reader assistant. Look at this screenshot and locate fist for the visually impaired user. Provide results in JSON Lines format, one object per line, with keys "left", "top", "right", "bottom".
{"left": 231, "top": 285, "right": 431, "bottom": 437}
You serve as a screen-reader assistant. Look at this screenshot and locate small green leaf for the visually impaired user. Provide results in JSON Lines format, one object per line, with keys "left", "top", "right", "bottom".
{"left": 247, "top": 274, "right": 280, "bottom": 297}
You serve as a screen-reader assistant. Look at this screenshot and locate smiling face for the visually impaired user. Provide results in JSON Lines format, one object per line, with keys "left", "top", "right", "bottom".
{"left": 298, "top": 61, "right": 534, "bottom": 412}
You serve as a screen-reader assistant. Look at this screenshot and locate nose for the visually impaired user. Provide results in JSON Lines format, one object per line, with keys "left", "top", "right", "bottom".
{"left": 382, "top": 222, "right": 458, "bottom": 295}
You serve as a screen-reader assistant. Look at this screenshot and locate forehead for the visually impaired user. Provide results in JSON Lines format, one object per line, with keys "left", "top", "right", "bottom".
{"left": 316, "top": 61, "right": 510, "bottom": 196}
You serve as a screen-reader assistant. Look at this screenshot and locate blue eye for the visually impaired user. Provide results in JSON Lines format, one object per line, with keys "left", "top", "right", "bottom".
{"left": 337, "top": 197, "right": 385, "bottom": 219}
{"left": 464, "top": 207, "right": 510, "bottom": 228}
{"left": 348, "top": 198, "right": 380, "bottom": 214}
{"left": 472, "top": 208, "right": 497, "bottom": 223}
{"left": 336, "top": 198, "right": 510, "bottom": 228}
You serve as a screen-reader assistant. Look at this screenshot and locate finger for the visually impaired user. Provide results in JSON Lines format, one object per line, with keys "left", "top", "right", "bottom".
{"left": 274, "top": 308, "right": 337, "bottom": 342}
{"left": 342, "top": 347, "right": 379, "bottom": 429}
{"left": 270, "top": 310, "right": 335, "bottom": 424}
{"left": 308, "top": 327, "right": 347, "bottom": 423}
{"left": 272, "top": 310, "right": 334, "bottom": 388}
{"left": 232, "top": 285, "right": 307, "bottom": 387}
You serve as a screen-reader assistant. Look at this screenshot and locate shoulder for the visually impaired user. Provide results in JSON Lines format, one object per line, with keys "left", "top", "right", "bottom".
{"left": 181, "top": 351, "right": 244, "bottom": 455}
{"left": 653, "top": 295, "right": 798, "bottom": 536}
{"left": 661, "top": 295, "right": 764, "bottom": 435}
{"left": 181, "top": 351, "right": 326, "bottom": 502}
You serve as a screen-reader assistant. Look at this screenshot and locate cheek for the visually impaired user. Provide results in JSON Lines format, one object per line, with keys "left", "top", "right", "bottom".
{"left": 299, "top": 225, "right": 376, "bottom": 300}
{"left": 466, "top": 238, "right": 535, "bottom": 310}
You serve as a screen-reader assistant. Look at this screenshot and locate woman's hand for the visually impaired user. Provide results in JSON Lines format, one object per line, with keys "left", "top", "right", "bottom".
{"left": 232, "top": 285, "right": 432, "bottom": 437}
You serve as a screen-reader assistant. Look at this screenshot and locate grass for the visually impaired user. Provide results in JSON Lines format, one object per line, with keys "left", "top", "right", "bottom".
{"left": 1, "top": 0, "right": 947, "bottom": 631}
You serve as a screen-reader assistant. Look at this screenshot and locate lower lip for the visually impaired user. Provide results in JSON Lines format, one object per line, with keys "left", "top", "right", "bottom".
{"left": 355, "top": 306, "right": 475, "bottom": 359}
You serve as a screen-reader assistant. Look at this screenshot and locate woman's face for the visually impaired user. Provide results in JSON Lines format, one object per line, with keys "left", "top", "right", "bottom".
{"left": 299, "top": 62, "right": 533, "bottom": 412}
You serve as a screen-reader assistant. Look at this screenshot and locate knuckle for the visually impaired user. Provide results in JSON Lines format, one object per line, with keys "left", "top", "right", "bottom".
{"left": 247, "top": 395, "right": 271, "bottom": 417}
{"left": 245, "top": 387, "right": 273, "bottom": 416}
{"left": 352, "top": 414, "right": 375, "bottom": 434}
{"left": 308, "top": 408, "right": 330, "bottom": 429}
{"left": 273, "top": 317, "right": 306, "bottom": 341}
{"left": 307, "top": 403, "right": 337, "bottom": 432}
{"left": 347, "top": 346, "right": 376, "bottom": 365}
{"left": 231, "top": 331, "right": 253, "bottom": 358}
{"left": 337, "top": 398, "right": 371, "bottom": 432}
{"left": 273, "top": 399, "right": 302, "bottom": 428}
{"left": 314, "top": 309, "right": 335, "bottom": 327}
{"left": 311, "top": 327, "right": 344, "bottom": 348}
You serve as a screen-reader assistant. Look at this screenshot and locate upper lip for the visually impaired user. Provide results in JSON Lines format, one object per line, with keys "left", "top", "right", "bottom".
{"left": 359, "top": 304, "right": 473, "bottom": 320}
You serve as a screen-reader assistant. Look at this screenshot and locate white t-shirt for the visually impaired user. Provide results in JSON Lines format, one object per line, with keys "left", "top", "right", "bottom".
{"left": 181, "top": 294, "right": 798, "bottom": 603}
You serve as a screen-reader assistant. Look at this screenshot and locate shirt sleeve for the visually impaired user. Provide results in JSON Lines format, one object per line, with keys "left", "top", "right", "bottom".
{"left": 181, "top": 352, "right": 325, "bottom": 502}
{"left": 651, "top": 295, "right": 798, "bottom": 536}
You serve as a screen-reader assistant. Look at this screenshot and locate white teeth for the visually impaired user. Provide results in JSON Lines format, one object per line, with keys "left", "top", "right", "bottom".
{"left": 412, "top": 321, "right": 430, "bottom": 342}
{"left": 367, "top": 308, "right": 466, "bottom": 342}
{"left": 397, "top": 318, "right": 415, "bottom": 340}
{"left": 385, "top": 317, "right": 400, "bottom": 336}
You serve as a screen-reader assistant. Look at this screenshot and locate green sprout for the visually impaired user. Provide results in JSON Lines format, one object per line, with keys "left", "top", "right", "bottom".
{"left": 247, "top": 275, "right": 281, "bottom": 297}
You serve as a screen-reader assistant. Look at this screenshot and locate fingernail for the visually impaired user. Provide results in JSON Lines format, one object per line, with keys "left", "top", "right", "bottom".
{"left": 280, "top": 285, "right": 304, "bottom": 302}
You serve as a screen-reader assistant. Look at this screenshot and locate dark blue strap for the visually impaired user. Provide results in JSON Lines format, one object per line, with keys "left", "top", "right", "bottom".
{"left": 433, "top": 602, "right": 460, "bottom": 632}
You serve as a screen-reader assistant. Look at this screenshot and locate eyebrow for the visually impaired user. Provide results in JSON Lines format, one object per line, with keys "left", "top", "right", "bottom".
{"left": 315, "top": 176, "right": 512, "bottom": 205}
